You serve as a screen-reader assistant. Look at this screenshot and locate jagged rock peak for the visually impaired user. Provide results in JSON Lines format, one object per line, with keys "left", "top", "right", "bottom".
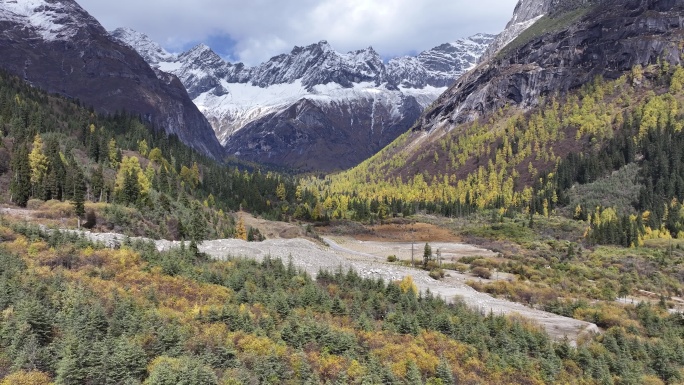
{"left": 387, "top": 34, "right": 496, "bottom": 88}
{"left": 110, "top": 27, "right": 175, "bottom": 65}
{"left": 0, "top": 0, "right": 226, "bottom": 159}
{"left": 180, "top": 43, "right": 222, "bottom": 62}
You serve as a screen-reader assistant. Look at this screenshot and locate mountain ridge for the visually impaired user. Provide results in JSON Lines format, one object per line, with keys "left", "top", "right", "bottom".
{"left": 318, "top": 0, "right": 684, "bottom": 214}
{"left": 0, "top": 0, "right": 224, "bottom": 159}
{"left": 111, "top": 29, "right": 495, "bottom": 171}
{"left": 420, "top": 0, "right": 682, "bottom": 133}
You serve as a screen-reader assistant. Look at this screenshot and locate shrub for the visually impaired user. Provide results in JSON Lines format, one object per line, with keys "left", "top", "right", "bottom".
{"left": 26, "top": 199, "right": 44, "bottom": 210}
{"left": 0, "top": 371, "right": 54, "bottom": 385}
{"left": 472, "top": 267, "right": 492, "bottom": 279}
{"left": 470, "top": 258, "right": 490, "bottom": 268}
{"left": 452, "top": 262, "right": 469, "bottom": 273}
{"left": 429, "top": 269, "right": 445, "bottom": 280}
{"left": 83, "top": 209, "right": 97, "bottom": 229}
{"left": 387, "top": 255, "right": 398, "bottom": 262}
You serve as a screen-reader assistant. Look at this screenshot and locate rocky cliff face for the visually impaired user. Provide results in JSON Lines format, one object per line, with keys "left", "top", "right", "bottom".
{"left": 0, "top": 1, "right": 224, "bottom": 159}
{"left": 480, "top": 0, "right": 603, "bottom": 62}
{"left": 420, "top": 0, "right": 683, "bottom": 132}
{"left": 112, "top": 30, "right": 494, "bottom": 171}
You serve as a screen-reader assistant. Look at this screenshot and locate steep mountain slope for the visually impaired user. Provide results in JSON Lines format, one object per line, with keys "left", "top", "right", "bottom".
{"left": 0, "top": 0, "right": 224, "bottom": 159}
{"left": 112, "top": 29, "right": 494, "bottom": 171}
{"left": 420, "top": 0, "right": 681, "bottom": 130}
{"left": 320, "top": 0, "right": 683, "bottom": 209}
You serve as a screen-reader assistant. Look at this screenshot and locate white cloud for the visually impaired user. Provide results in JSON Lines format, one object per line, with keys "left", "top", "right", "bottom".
{"left": 77, "top": 0, "right": 517, "bottom": 65}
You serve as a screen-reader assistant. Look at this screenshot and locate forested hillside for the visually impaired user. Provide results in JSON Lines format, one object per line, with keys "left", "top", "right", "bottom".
{"left": 298, "top": 64, "right": 684, "bottom": 245}
{"left": 2, "top": 218, "right": 684, "bottom": 384}
{"left": 0, "top": 71, "right": 299, "bottom": 241}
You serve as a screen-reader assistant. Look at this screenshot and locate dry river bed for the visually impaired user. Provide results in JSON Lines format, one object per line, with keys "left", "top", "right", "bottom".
{"left": 69, "top": 230, "right": 598, "bottom": 343}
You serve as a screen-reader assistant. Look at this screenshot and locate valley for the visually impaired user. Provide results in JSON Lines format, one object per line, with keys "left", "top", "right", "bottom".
{"left": 4, "top": 206, "right": 596, "bottom": 342}
{"left": 1, "top": 0, "right": 684, "bottom": 383}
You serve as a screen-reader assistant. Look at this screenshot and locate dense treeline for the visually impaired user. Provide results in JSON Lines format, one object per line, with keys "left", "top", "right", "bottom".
{"left": 527, "top": 66, "right": 684, "bottom": 246}
{"left": 1, "top": 219, "right": 684, "bottom": 384}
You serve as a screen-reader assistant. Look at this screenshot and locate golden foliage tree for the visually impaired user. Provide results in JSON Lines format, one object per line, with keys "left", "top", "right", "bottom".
{"left": 28, "top": 134, "right": 48, "bottom": 185}
{"left": 115, "top": 156, "right": 151, "bottom": 197}
{"left": 0, "top": 371, "right": 54, "bottom": 385}
{"left": 236, "top": 215, "right": 247, "bottom": 240}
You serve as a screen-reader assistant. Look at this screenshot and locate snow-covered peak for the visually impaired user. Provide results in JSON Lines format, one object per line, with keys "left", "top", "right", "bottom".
{"left": 114, "top": 27, "right": 493, "bottom": 93}
{"left": 249, "top": 40, "right": 387, "bottom": 89}
{"left": 468, "top": 33, "right": 498, "bottom": 45}
{"left": 110, "top": 27, "right": 175, "bottom": 65}
{"left": 387, "top": 34, "right": 495, "bottom": 88}
{"left": 185, "top": 43, "right": 212, "bottom": 55}
{"left": 0, "top": 0, "right": 101, "bottom": 41}
{"left": 179, "top": 43, "right": 222, "bottom": 64}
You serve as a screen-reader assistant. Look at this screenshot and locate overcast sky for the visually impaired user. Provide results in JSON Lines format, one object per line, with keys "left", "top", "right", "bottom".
{"left": 78, "top": 0, "right": 519, "bottom": 66}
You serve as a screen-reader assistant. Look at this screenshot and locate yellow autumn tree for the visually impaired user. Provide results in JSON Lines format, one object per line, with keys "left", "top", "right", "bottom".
{"left": 276, "top": 182, "right": 287, "bottom": 201}
{"left": 0, "top": 371, "right": 54, "bottom": 385}
{"left": 115, "top": 156, "right": 151, "bottom": 196}
{"left": 236, "top": 215, "right": 247, "bottom": 240}
{"left": 29, "top": 134, "right": 49, "bottom": 185}
{"left": 671, "top": 65, "right": 684, "bottom": 93}
{"left": 148, "top": 147, "right": 163, "bottom": 163}
{"left": 108, "top": 138, "right": 119, "bottom": 167}
{"left": 399, "top": 275, "right": 418, "bottom": 296}
{"left": 137, "top": 139, "right": 149, "bottom": 157}
{"left": 179, "top": 163, "right": 200, "bottom": 188}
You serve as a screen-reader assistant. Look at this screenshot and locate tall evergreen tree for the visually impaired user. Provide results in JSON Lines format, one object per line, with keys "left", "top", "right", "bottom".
{"left": 122, "top": 170, "right": 140, "bottom": 206}
{"left": 423, "top": 243, "right": 432, "bottom": 269}
{"left": 71, "top": 166, "right": 86, "bottom": 219}
{"left": 10, "top": 142, "right": 31, "bottom": 207}
{"left": 435, "top": 358, "right": 455, "bottom": 385}
{"left": 90, "top": 165, "right": 104, "bottom": 202}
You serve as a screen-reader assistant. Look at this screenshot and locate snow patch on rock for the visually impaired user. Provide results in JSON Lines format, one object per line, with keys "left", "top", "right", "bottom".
{"left": 0, "top": 0, "right": 96, "bottom": 41}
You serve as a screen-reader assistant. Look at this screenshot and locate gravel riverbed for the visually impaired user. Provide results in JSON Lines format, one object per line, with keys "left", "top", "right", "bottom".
{"left": 70, "top": 229, "right": 598, "bottom": 343}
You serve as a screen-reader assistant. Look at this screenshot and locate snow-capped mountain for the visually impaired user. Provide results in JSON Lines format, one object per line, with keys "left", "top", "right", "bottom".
{"left": 0, "top": 0, "right": 97, "bottom": 41}
{"left": 0, "top": 0, "right": 224, "bottom": 159}
{"left": 388, "top": 34, "right": 496, "bottom": 88}
{"left": 112, "top": 28, "right": 494, "bottom": 171}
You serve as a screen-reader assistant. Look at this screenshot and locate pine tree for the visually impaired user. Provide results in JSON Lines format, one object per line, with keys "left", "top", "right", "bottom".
{"left": 71, "top": 166, "right": 86, "bottom": 219}
{"left": 87, "top": 124, "right": 99, "bottom": 161}
{"left": 435, "top": 358, "right": 455, "bottom": 385}
{"left": 187, "top": 202, "right": 207, "bottom": 247}
{"left": 107, "top": 138, "right": 118, "bottom": 167}
{"left": 10, "top": 142, "right": 31, "bottom": 207}
{"left": 423, "top": 243, "right": 432, "bottom": 269}
{"left": 122, "top": 171, "right": 140, "bottom": 205}
{"left": 91, "top": 165, "right": 104, "bottom": 202}
{"left": 44, "top": 136, "right": 64, "bottom": 201}
{"left": 405, "top": 360, "right": 423, "bottom": 385}
{"left": 158, "top": 165, "right": 169, "bottom": 193}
